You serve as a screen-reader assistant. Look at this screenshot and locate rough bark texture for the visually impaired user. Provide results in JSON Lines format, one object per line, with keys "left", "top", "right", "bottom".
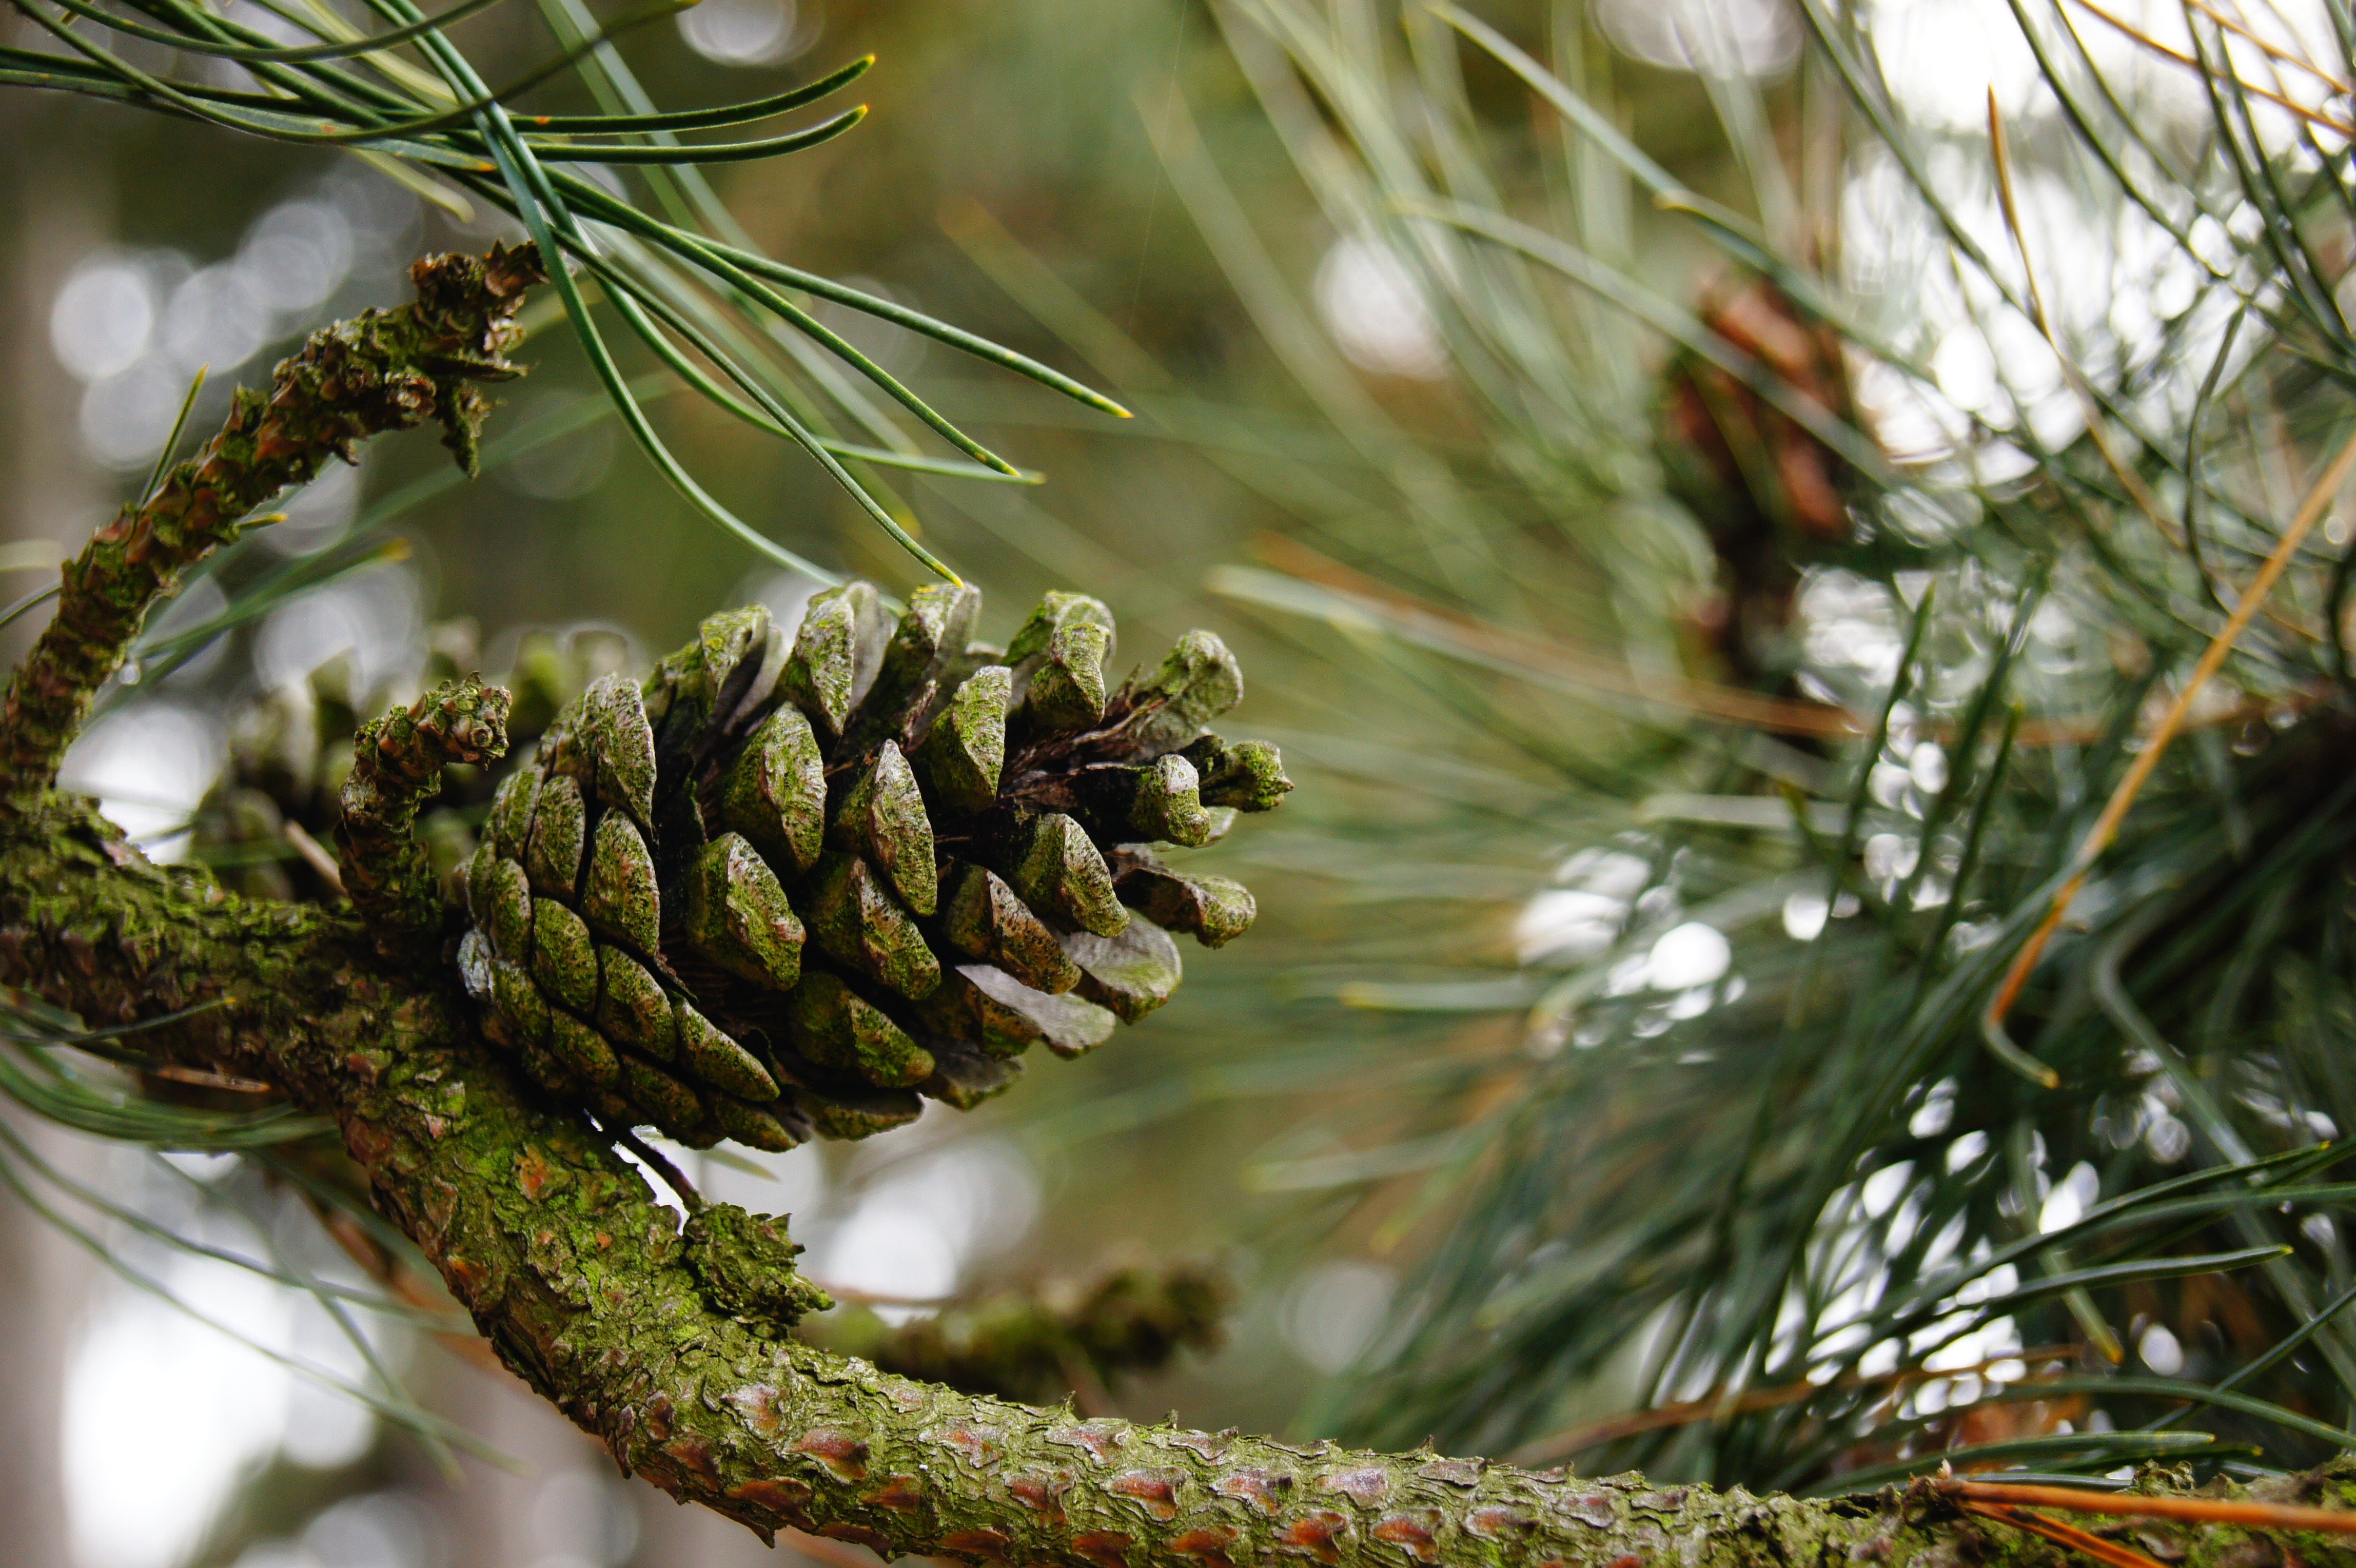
{"left": 4, "top": 248, "right": 2353, "bottom": 1568}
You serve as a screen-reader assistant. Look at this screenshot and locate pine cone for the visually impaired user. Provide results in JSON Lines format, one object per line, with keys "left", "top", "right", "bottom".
{"left": 456, "top": 583, "right": 1290, "bottom": 1151}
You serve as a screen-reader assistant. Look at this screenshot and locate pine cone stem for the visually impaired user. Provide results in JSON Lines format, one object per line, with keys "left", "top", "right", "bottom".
{"left": 0, "top": 243, "right": 544, "bottom": 806}
{"left": 336, "top": 676, "right": 512, "bottom": 960}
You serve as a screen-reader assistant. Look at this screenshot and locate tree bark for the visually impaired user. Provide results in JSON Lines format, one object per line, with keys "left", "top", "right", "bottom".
{"left": 4, "top": 251, "right": 2353, "bottom": 1568}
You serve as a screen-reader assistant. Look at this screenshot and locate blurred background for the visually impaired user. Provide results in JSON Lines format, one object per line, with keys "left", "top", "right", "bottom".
{"left": 12, "top": 0, "right": 2356, "bottom": 1560}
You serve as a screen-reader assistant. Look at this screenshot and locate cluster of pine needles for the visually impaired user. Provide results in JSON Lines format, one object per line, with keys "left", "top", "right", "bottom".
{"left": 1006, "top": 0, "right": 2356, "bottom": 1497}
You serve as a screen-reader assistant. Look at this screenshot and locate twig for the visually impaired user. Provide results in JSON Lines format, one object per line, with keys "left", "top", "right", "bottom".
{"left": 1982, "top": 424, "right": 2356, "bottom": 1069}
{"left": 2068, "top": 0, "right": 2355, "bottom": 135}
{"left": 281, "top": 818, "right": 345, "bottom": 894}
{"left": 611, "top": 1123, "right": 703, "bottom": 1212}
{"left": 1962, "top": 1500, "right": 2172, "bottom": 1568}
{"left": 1946, "top": 1479, "right": 2356, "bottom": 1538}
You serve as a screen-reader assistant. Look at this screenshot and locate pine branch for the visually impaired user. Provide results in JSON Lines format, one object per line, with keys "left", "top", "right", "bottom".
{"left": 0, "top": 243, "right": 544, "bottom": 801}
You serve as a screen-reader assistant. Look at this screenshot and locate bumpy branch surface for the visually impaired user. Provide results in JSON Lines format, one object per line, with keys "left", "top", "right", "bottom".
{"left": 0, "top": 242, "right": 543, "bottom": 800}
{"left": 6, "top": 798, "right": 2355, "bottom": 1568}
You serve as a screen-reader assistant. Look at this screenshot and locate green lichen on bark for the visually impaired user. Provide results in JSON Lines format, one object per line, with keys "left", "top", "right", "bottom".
{"left": 4, "top": 792, "right": 2356, "bottom": 1568}
{"left": 0, "top": 242, "right": 543, "bottom": 800}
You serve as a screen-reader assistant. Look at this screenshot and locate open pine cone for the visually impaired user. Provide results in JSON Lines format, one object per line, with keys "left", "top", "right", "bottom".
{"left": 457, "top": 582, "right": 1289, "bottom": 1150}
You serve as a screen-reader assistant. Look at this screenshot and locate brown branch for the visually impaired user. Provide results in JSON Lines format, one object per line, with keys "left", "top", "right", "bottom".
{"left": 1947, "top": 1481, "right": 2356, "bottom": 1538}
{"left": 1963, "top": 1501, "right": 2173, "bottom": 1568}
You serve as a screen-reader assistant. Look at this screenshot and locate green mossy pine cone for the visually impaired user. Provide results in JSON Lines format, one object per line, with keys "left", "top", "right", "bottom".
{"left": 458, "top": 584, "right": 1290, "bottom": 1151}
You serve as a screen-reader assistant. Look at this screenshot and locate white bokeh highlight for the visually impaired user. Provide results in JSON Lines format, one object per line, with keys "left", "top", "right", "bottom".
{"left": 1314, "top": 235, "right": 1447, "bottom": 379}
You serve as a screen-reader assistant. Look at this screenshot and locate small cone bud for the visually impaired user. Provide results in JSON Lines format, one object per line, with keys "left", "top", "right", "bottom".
{"left": 583, "top": 672, "right": 657, "bottom": 829}
{"left": 581, "top": 813, "right": 661, "bottom": 956}
{"left": 681, "top": 833, "right": 804, "bottom": 991}
{"left": 597, "top": 945, "right": 678, "bottom": 1061}
{"left": 1062, "top": 915, "right": 1182, "bottom": 1022}
{"left": 912, "top": 665, "right": 1010, "bottom": 817}
{"left": 524, "top": 774, "right": 586, "bottom": 896}
{"left": 1125, "top": 630, "right": 1242, "bottom": 753}
{"left": 938, "top": 862, "right": 1084, "bottom": 994}
{"left": 720, "top": 703, "right": 827, "bottom": 874}
{"left": 831, "top": 742, "right": 938, "bottom": 915}
{"left": 807, "top": 853, "right": 941, "bottom": 1000}
{"left": 1182, "top": 735, "right": 1292, "bottom": 812}
{"left": 788, "top": 970, "right": 936, "bottom": 1087}
{"left": 1006, "top": 813, "right": 1127, "bottom": 938}
{"left": 531, "top": 897, "right": 599, "bottom": 1015}
{"left": 677, "top": 998, "right": 781, "bottom": 1102}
